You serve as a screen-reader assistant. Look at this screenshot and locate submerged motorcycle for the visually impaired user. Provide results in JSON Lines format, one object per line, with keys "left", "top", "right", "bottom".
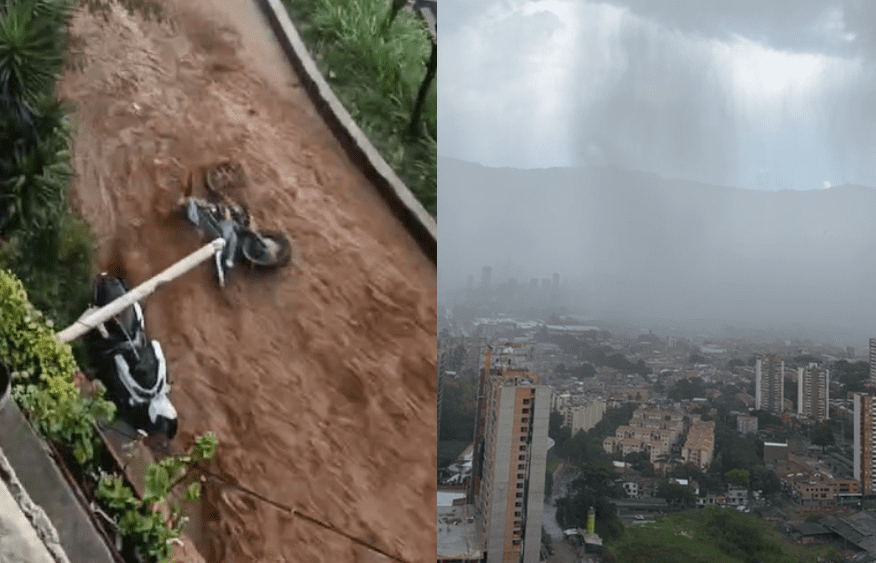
{"left": 85, "top": 274, "right": 177, "bottom": 439}
{"left": 180, "top": 196, "right": 291, "bottom": 286}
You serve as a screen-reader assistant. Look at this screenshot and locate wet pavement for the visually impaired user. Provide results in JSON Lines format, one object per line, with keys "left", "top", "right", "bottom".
{"left": 544, "top": 463, "right": 578, "bottom": 541}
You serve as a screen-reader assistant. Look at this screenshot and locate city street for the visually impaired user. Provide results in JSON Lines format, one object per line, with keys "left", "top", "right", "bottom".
{"left": 544, "top": 462, "right": 579, "bottom": 541}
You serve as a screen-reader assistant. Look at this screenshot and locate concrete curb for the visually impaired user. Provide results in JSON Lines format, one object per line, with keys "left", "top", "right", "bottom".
{"left": 0, "top": 400, "right": 118, "bottom": 563}
{"left": 0, "top": 448, "right": 70, "bottom": 563}
{"left": 255, "top": 0, "right": 437, "bottom": 262}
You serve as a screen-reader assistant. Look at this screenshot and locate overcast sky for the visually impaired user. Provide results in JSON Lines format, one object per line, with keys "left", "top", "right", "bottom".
{"left": 439, "top": 0, "right": 876, "bottom": 191}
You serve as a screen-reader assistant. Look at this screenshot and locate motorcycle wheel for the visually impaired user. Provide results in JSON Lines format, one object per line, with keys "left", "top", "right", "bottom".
{"left": 240, "top": 230, "right": 292, "bottom": 268}
{"left": 205, "top": 161, "right": 245, "bottom": 198}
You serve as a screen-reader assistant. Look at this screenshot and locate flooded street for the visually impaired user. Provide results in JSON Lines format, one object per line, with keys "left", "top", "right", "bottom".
{"left": 57, "top": 1, "right": 436, "bottom": 562}
{"left": 544, "top": 463, "right": 578, "bottom": 541}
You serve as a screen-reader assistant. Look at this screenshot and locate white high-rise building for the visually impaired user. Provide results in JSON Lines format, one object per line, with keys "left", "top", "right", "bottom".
{"left": 798, "top": 363, "right": 829, "bottom": 422}
{"left": 869, "top": 339, "right": 876, "bottom": 387}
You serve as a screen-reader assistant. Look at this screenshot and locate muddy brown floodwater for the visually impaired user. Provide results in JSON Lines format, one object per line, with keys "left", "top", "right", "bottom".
{"left": 57, "top": 1, "right": 436, "bottom": 562}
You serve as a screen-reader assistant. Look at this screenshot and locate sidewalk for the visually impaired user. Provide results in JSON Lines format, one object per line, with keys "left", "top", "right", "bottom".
{"left": 0, "top": 400, "right": 116, "bottom": 563}
{"left": 0, "top": 445, "right": 68, "bottom": 563}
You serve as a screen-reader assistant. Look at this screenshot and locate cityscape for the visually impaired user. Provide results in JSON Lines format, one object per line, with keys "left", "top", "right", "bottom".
{"left": 438, "top": 2, "right": 876, "bottom": 562}
{"left": 438, "top": 266, "right": 876, "bottom": 563}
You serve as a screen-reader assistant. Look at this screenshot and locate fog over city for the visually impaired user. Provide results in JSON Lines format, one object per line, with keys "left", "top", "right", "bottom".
{"left": 439, "top": 0, "right": 876, "bottom": 347}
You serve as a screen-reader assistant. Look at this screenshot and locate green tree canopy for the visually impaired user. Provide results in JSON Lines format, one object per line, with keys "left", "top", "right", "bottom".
{"left": 668, "top": 377, "right": 706, "bottom": 401}
{"left": 655, "top": 482, "right": 695, "bottom": 509}
{"left": 726, "top": 468, "right": 750, "bottom": 489}
{"left": 811, "top": 423, "right": 835, "bottom": 450}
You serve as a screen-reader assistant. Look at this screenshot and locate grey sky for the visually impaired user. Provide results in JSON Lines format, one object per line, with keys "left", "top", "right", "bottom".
{"left": 439, "top": 0, "right": 876, "bottom": 191}
{"left": 438, "top": 2, "right": 876, "bottom": 345}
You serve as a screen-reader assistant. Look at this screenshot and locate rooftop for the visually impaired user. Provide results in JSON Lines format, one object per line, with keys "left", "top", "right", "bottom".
{"left": 437, "top": 505, "right": 483, "bottom": 560}
{"left": 438, "top": 491, "right": 466, "bottom": 507}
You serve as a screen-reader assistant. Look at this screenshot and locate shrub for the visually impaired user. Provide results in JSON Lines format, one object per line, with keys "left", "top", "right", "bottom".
{"left": 281, "top": 0, "right": 436, "bottom": 215}
{"left": 96, "top": 432, "right": 218, "bottom": 563}
{"left": 0, "top": 268, "right": 115, "bottom": 467}
{"left": 0, "top": 0, "right": 96, "bottom": 330}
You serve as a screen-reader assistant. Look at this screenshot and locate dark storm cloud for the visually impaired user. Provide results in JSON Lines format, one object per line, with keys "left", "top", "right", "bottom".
{"left": 570, "top": 18, "right": 740, "bottom": 186}
{"left": 596, "top": 0, "right": 852, "bottom": 55}
{"left": 438, "top": 0, "right": 876, "bottom": 345}
{"left": 843, "top": 0, "right": 876, "bottom": 54}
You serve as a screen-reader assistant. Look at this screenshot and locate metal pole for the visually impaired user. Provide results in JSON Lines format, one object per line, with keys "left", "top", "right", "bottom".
{"left": 56, "top": 238, "right": 225, "bottom": 343}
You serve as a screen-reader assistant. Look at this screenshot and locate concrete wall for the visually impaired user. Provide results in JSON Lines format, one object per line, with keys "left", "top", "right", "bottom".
{"left": 485, "top": 386, "right": 514, "bottom": 563}
{"left": 523, "top": 386, "right": 550, "bottom": 563}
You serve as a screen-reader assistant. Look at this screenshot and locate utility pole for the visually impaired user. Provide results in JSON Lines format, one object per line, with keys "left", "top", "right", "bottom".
{"left": 57, "top": 238, "right": 225, "bottom": 343}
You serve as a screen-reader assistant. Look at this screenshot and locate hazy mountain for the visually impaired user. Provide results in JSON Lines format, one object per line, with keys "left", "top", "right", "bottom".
{"left": 439, "top": 156, "right": 876, "bottom": 345}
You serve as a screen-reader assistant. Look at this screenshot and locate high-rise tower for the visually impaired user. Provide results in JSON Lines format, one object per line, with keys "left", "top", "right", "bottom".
{"left": 869, "top": 338, "right": 876, "bottom": 387}
{"left": 797, "top": 363, "right": 829, "bottom": 422}
{"left": 854, "top": 393, "right": 876, "bottom": 494}
{"left": 756, "top": 354, "right": 784, "bottom": 414}
{"left": 470, "top": 348, "right": 549, "bottom": 563}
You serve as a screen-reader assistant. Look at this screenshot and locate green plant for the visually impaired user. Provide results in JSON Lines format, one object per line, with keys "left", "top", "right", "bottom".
{"left": 0, "top": 0, "right": 74, "bottom": 234}
{"left": 0, "top": 0, "right": 72, "bottom": 106}
{"left": 0, "top": 0, "right": 95, "bottom": 330}
{"left": 0, "top": 268, "right": 116, "bottom": 468}
{"left": 96, "top": 432, "right": 218, "bottom": 563}
{"left": 1, "top": 207, "right": 97, "bottom": 328}
{"left": 282, "top": 0, "right": 436, "bottom": 215}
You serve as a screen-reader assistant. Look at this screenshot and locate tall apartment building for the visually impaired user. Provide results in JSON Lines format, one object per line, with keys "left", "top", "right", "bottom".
{"left": 756, "top": 354, "right": 784, "bottom": 414}
{"left": 798, "top": 363, "right": 829, "bottom": 422}
{"left": 471, "top": 348, "right": 550, "bottom": 563}
{"left": 870, "top": 338, "right": 876, "bottom": 387}
{"left": 854, "top": 393, "right": 876, "bottom": 494}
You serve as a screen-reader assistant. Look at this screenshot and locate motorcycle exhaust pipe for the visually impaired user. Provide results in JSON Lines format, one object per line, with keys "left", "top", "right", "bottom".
{"left": 57, "top": 238, "right": 226, "bottom": 343}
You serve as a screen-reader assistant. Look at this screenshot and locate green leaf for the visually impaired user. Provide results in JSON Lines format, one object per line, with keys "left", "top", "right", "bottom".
{"left": 134, "top": 515, "right": 154, "bottom": 534}
{"left": 73, "top": 443, "right": 87, "bottom": 465}
{"left": 184, "top": 482, "right": 201, "bottom": 501}
{"left": 144, "top": 464, "right": 170, "bottom": 501}
{"left": 194, "top": 432, "right": 217, "bottom": 460}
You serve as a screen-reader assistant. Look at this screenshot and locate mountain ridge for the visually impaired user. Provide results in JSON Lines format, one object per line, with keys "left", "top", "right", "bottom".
{"left": 439, "top": 157, "right": 876, "bottom": 344}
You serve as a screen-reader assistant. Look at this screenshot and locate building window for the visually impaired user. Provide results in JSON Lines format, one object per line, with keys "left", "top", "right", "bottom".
{"left": 518, "top": 455, "right": 525, "bottom": 460}
{"left": 515, "top": 501, "right": 522, "bottom": 507}
{"left": 518, "top": 473, "right": 525, "bottom": 480}
{"left": 520, "top": 445, "right": 526, "bottom": 451}
{"left": 517, "top": 482, "right": 523, "bottom": 489}
{"left": 516, "top": 492, "right": 523, "bottom": 498}
{"left": 522, "top": 408, "right": 529, "bottom": 414}
{"left": 518, "top": 464, "right": 525, "bottom": 470}
{"left": 523, "top": 399, "right": 530, "bottom": 405}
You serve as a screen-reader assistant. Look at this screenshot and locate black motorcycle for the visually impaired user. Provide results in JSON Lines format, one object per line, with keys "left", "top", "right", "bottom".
{"left": 86, "top": 274, "right": 177, "bottom": 439}
{"left": 180, "top": 196, "right": 291, "bottom": 286}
